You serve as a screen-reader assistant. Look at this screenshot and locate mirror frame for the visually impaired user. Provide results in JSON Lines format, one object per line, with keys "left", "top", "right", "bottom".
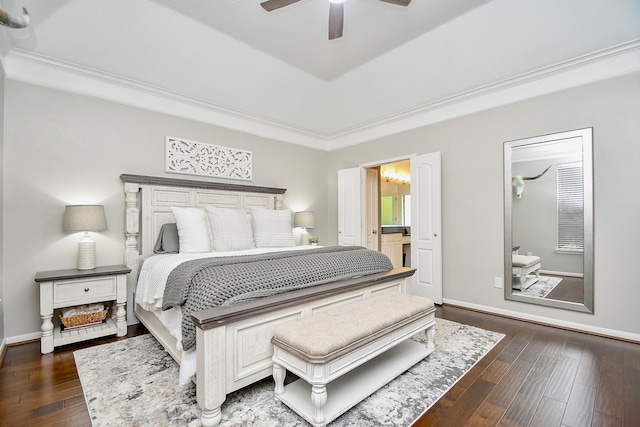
{"left": 504, "top": 128, "right": 594, "bottom": 313}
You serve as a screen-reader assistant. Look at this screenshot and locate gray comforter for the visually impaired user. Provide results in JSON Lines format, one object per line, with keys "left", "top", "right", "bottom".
{"left": 162, "top": 245, "right": 393, "bottom": 351}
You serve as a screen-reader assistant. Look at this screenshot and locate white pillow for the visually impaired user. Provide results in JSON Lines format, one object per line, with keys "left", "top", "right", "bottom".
{"left": 205, "top": 206, "right": 255, "bottom": 252}
{"left": 250, "top": 208, "right": 296, "bottom": 248}
{"left": 171, "top": 207, "right": 212, "bottom": 253}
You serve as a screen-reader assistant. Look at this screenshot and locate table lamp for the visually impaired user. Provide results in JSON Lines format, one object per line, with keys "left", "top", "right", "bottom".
{"left": 294, "top": 211, "right": 316, "bottom": 245}
{"left": 63, "top": 205, "right": 107, "bottom": 270}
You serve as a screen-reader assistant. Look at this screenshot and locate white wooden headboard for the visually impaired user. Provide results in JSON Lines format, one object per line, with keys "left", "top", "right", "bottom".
{"left": 121, "top": 174, "right": 286, "bottom": 261}
{"left": 120, "top": 174, "right": 286, "bottom": 323}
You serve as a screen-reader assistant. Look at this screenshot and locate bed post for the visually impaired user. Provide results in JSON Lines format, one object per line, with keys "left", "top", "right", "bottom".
{"left": 197, "top": 325, "right": 227, "bottom": 427}
{"left": 123, "top": 182, "right": 140, "bottom": 325}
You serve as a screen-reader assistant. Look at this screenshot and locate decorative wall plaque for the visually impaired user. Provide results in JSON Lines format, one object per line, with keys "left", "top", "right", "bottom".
{"left": 165, "top": 137, "right": 252, "bottom": 181}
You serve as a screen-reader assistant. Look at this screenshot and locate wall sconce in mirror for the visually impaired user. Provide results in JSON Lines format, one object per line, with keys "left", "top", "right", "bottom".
{"left": 294, "top": 211, "right": 316, "bottom": 245}
{"left": 63, "top": 205, "right": 108, "bottom": 270}
{"left": 504, "top": 128, "right": 593, "bottom": 313}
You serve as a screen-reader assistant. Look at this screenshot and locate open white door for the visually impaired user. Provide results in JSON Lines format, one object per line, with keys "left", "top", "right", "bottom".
{"left": 337, "top": 168, "right": 362, "bottom": 246}
{"left": 364, "top": 168, "right": 380, "bottom": 251}
{"left": 410, "top": 152, "right": 442, "bottom": 303}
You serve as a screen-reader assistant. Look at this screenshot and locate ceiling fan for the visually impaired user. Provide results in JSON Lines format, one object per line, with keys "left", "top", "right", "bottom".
{"left": 260, "top": 0, "right": 412, "bottom": 40}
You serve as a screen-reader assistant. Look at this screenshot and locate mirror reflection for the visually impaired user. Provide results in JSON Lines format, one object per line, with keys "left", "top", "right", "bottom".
{"left": 504, "top": 128, "right": 593, "bottom": 313}
{"left": 380, "top": 160, "right": 411, "bottom": 227}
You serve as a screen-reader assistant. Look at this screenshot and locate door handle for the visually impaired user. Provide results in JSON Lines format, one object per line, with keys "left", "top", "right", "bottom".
{"left": 372, "top": 230, "right": 377, "bottom": 234}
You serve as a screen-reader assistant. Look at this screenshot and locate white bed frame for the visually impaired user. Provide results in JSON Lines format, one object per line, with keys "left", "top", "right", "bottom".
{"left": 120, "top": 174, "right": 416, "bottom": 427}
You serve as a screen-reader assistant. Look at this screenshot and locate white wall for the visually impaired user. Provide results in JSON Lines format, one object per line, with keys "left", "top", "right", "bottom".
{"left": 327, "top": 72, "right": 640, "bottom": 337}
{"left": 2, "top": 80, "right": 328, "bottom": 340}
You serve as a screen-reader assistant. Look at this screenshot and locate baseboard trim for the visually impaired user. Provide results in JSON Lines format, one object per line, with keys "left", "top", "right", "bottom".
{"left": 0, "top": 339, "right": 6, "bottom": 366}
{"left": 5, "top": 331, "right": 41, "bottom": 346}
{"left": 443, "top": 299, "right": 640, "bottom": 345}
{"left": 6, "top": 302, "right": 639, "bottom": 347}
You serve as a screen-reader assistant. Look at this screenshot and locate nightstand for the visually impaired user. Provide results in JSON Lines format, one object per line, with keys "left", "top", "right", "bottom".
{"left": 35, "top": 265, "right": 131, "bottom": 354}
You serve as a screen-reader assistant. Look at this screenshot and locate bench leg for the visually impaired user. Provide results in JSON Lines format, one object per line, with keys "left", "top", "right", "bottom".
{"left": 273, "top": 362, "right": 286, "bottom": 396}
{"left": 311, "top": 384, "right": 327, "bottom": 425}
{"left": 513, "top": 273, "right": 525, "bottom": 289}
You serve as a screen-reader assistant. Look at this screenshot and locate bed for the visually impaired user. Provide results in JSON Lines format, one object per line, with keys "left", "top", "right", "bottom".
{"left": 120, "top": 174, "right": 416, "bottom": 427}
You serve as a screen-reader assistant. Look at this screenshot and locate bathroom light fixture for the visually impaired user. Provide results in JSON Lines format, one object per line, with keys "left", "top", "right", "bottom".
{"left": 382, "top": 172, "right": 410, "bottom": 185}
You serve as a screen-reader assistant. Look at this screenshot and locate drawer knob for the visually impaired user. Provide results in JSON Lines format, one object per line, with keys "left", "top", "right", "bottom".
{"left": 84, "top": 287, "right": 90, "bottom": 292}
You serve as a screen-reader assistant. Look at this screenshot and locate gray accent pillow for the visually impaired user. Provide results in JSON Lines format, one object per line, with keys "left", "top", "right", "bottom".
{"left": 153, "top": 223, "right": 180, "bottom": 254}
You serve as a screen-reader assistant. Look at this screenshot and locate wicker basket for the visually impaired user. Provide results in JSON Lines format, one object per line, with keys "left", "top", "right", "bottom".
{"left": 59, "top": 309, "right": 108, "bottom": 329}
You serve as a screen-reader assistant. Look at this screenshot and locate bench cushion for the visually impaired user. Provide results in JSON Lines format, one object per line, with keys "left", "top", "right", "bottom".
{"left": 272, "top": 293, "right": 434, "bottom": 361}
{"left": 512, "top": 254, "right": 540, "bottom": 268}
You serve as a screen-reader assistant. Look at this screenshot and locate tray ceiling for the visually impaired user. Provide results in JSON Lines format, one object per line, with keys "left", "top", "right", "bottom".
{"left": 2, "top": 0, "right": 639, "bottom": 149}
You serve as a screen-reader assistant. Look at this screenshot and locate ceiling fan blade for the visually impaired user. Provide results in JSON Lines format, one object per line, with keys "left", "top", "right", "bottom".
{"left": 328, "top": 2, "right": 344, "bottom": 40}
{"left": 379, "top": 0, "right": 411, "bottom": 6}
{"left": 260, "top": 0, "right": 301, "bottom": 12}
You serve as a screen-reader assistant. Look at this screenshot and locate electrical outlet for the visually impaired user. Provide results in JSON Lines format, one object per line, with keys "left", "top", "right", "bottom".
{"left": 494, "top": 277, "right": 503, "bottom": 289}
{"left": 527, "top": 251, "right": 532, "bottom": 256}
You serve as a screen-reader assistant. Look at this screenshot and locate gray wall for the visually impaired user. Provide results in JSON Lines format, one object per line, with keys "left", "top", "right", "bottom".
{"left": 327, "top": 72, "right": 640, "bottom": 336}
{"left": 3, "top": 81, "right": 328, "bottom": 339}
{"left": 3, "top": 72, "right": 640, "bottom": 342}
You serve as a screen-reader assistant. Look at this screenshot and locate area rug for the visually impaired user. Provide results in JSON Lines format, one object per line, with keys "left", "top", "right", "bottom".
{"left": 513, "top": 275, "right": 562, "bottom": 299}
{"left": 74, "top": 318, "right": 504, "bottom": 427}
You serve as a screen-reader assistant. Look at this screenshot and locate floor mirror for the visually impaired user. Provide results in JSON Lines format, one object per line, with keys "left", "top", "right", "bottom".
{"left": 504, "top": 128, "right": 593, "bottom": 313}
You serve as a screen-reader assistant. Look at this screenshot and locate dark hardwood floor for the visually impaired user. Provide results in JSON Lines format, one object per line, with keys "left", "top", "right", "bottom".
{"left": 2, "top": 307, "right": 639, "bottom": 426}
{"left": 0, "top": 324, "right": 147, "bottom": 427}
{"left": 545, "top": 275, "right": 584, "bottom": 304}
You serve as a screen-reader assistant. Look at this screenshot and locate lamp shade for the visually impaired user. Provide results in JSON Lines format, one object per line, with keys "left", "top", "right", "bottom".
{"left": 294, "top": 211, "right": 316, "bottom": 229}
{"left": 63, "top": 205, "right": 107, "bottom": 232}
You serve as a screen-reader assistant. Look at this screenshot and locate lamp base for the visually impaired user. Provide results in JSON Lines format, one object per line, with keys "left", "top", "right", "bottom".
{"left": 78, "top": 235, "right": 96, "bottom": 270}
{"left": 300, "top": 230, "right": 310, "bottom": 245}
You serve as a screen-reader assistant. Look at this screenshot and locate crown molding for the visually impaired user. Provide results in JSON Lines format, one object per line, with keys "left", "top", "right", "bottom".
{"left": 325, "top": 39, "right": 640, "bottom": 151}
{"left": 5, "top": 40, "right": 640, "bottom": 152}
{"left": 4, "top": 49, "right": 330, "bottom": 150}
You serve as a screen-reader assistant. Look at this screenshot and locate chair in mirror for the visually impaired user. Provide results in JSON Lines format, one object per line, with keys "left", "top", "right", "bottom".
{"left": 504, "top": 128, "right": 593, "bottom": 313}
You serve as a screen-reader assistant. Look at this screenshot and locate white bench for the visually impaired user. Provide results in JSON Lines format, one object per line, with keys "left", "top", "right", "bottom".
{"left": 271, "top": 293, "right": 436, "bottom": 427}
{"left": 512, "top": 254, "right": 541, "bottom": 290}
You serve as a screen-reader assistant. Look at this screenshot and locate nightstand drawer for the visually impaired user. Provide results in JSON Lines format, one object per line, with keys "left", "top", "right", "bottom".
{"left": 54, "top": 276, "right": 117, "bottom": 307}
